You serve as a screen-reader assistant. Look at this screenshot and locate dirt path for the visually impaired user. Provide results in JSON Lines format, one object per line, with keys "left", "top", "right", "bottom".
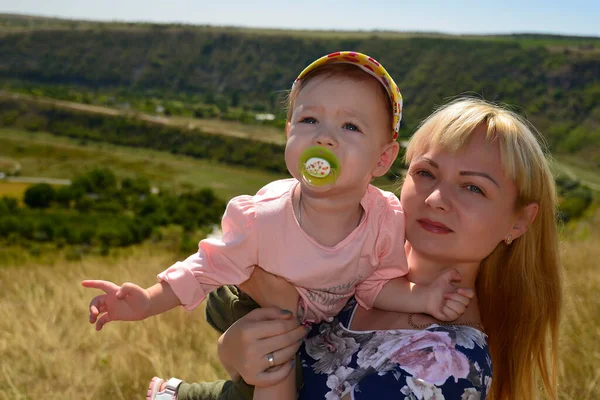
{"left": 0, "top": 91, "right": 286, "bottom": 145}
{"left": 2, "top": 176, "right": 71, "bottom": 185}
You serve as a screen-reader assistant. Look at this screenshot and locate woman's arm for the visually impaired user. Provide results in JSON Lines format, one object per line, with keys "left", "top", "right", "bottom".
{"left": 217, "top": 306, "right": 306, "bottom": 386}
{"left": 253, "top": 372, "right": 296, "bottom": 400}
{"left": 239, "top": 267, "right": 301, "bottom": 317}
{"left": 217, "top": 267, "right": 306, "bottom": 387}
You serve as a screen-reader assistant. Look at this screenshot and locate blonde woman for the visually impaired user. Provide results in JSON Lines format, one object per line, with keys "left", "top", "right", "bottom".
{"left": 151, "top": 98, "right": 562, "bottom": 400}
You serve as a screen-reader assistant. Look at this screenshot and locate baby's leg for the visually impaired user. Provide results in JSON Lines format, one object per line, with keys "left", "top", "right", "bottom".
{"left": 177, "top": 379, "right": 254, "bottom": 400}
{"left": 168, "top": 285, "right": 302, "bottom": 400}
{"left": 205, "top": 285, "right": 260, "bottom": 334}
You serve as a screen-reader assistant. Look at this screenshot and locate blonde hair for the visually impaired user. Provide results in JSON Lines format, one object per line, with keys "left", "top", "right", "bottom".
{"left": 405, "top": 98, "right": 562, "bottom": 400}
{"left": 285, "top": 63, "right": 393, "bottom": 137}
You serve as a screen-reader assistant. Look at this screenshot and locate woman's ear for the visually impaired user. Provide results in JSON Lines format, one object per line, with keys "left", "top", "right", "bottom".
{"left": 509, "top": 202, "right": 539, "bottom": 240}
{"left": 372, "top": 141, "right": 400, "bottom": 177}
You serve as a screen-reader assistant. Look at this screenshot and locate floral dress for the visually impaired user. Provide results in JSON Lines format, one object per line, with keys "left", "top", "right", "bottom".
{"left": 298, "top": 298, "right": 492, "bottom": 400}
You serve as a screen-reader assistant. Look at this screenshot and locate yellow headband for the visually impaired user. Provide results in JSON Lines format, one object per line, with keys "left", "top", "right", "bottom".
{"left": 293, "top": 51, "right": 403, "bottom": 140}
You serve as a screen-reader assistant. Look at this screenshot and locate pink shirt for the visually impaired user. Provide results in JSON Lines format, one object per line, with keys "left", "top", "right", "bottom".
{"left": 158, "top": 179, "right": 408, "bottom": 323}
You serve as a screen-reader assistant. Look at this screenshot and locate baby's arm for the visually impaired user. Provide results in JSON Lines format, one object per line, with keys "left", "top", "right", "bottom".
{"left": 365, "top": 193, "right": 472, "bottom": 321}
{"left": 82, "top": 280, "right": 182, "bottom": 331}
{"left": 372, "top": 270, "right": 474, "bottom": 321}
{"left": 157, "top": 195, "right": 259, "bottom": 310}
{"left": 83, "top": 195, "right": 259, "bottom": 330}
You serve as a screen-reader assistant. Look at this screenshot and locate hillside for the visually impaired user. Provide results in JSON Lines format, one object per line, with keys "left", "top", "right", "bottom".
{"left": 0, "top": 14, "right": 599, "bottom": 164}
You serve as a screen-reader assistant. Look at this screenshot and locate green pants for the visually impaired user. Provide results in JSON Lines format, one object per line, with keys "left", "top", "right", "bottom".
{"left": 176, "top": 285, "right": 303, "bottom": 400}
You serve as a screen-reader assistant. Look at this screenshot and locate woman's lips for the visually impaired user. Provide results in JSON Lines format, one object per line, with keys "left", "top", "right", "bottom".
{"left": 417, "top": 218, "right": 453, "bottom": 234}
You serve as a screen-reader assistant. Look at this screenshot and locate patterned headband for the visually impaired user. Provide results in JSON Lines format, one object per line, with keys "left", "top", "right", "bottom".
{"left": 293, "top": 51, "right": 403, "bottom": 140}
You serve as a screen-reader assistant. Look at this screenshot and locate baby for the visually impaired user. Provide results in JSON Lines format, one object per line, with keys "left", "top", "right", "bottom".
{"left": 83, "top": 52, "right": 471, "bottom": 335}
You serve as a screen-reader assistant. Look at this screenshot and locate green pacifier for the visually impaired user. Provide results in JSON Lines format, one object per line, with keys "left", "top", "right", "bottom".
{"left": 298, "top": 146, "right": 340, "bottom": 186}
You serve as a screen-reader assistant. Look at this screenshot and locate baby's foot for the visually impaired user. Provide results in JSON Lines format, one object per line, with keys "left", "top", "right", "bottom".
{"left": 147, "top": 377, "right": 182, "bottom": 400}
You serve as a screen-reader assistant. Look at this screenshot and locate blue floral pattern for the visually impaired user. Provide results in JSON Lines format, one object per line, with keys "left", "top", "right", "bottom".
{"left": 299, "top": 298, "right": 492, "bottom": 400}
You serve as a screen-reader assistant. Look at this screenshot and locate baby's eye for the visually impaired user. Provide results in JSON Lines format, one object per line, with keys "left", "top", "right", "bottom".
{"left": 299, "top": 117, "right": 317, "bottom": 124}
{"left": 343, "top": 123, "right": 361, "bottom": 132}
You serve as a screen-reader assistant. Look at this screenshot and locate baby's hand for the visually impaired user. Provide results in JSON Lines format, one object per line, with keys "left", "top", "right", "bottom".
{"left": 426, "top": 269, "right": 474, "bottom": 322}
{"left": 81, "top": 280, "right": 151, "bottom": 331}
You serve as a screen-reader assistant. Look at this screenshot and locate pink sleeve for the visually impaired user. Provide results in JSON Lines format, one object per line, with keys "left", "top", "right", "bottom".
{"left": 157, "top": 195, "right": 258, "bottom": 311}
{"left": 354, "top": 193, "right": 409, "bottom": 310}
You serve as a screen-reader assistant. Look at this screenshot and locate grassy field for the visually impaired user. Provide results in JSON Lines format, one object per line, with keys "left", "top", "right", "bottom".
{"left": 0, "top": 214, "right": 598, "bottom": 399}
{"left": 1, "top": 126, "right": 599, "bottom": 399}
{"left": 0, "top": 246, "right": 226, "bottom": 400}
{"left": 0, "top": 181, "right": 30, "bottom": 200}
{"left": 0, "top": 128, "right": 287, "bottom": 201}
{"left": 554, "top": 155, "right": 600, "bottom": 193}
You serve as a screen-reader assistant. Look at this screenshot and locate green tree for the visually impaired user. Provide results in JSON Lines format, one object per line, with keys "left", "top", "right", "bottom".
{"left": 54, "top": 186, "right": 73, "bottom": 208}
{"left": 24, "top": 183, "right": 55, "bottom": 209}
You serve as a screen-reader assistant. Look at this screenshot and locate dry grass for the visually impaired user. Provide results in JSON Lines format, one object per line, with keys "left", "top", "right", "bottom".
{"left": 0, "top": 246, "right": 226, "bottom": 400}
{"left": 0, "top": 181, "right": 29, "bottom": 200}
{"left": 557, "top": 211, "right": 600, "bottom": 399}
{"left": 0, "top": 217, "right": 599, "bottom": 399}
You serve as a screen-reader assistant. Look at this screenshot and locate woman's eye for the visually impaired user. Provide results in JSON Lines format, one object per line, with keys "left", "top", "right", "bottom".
{"left": 299, "top": 117, "right": 317, "bottom": 124}
{"left": 466, "top": 185, "right": 485, "bottom": 195}
{"left": 414, "top": 170, "right": 434, "bottom": 178}
{"left": 343, "top": 123, "right": 360, "bottom": 132}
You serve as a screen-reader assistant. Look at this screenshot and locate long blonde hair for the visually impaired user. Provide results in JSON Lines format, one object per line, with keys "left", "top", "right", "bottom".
{"left": 405, "top": 98, "right": 562, "bottom": 400}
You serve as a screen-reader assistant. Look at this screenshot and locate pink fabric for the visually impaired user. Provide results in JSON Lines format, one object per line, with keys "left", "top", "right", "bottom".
{"left": 158, "top": 179, "right": 408, "bottom": 322}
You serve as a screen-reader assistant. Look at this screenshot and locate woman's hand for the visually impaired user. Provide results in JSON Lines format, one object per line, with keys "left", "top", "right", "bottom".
{"left": 239, "top": 267, "right": 300, "bottom": 315}
{"left": 218, "top": 307, "right": 308, "bottom": 387}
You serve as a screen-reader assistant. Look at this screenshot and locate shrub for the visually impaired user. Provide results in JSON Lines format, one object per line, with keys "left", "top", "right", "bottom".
{"left": 24, "top": 184, "right": 55, "bottom": 209}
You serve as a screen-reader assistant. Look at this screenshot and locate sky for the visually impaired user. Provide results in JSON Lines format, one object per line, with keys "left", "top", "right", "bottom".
{"left": 0, "top": 0, "right": 599, "bottom": 37}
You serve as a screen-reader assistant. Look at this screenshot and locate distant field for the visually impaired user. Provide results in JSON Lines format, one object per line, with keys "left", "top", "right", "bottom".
{"left": 0, "top": 181, "right": 29, "bottom": 199}
{"left": 170, "top": 115, "right": 286, "bottom": 145}
{"left": 1, "top": 91, "right": 286, "bottom": 145}
{"left": 554, "top": 155, "right": 600, "bottom": 193}
{"left": 0, "top": 128, "right": 288, "bottom": 201}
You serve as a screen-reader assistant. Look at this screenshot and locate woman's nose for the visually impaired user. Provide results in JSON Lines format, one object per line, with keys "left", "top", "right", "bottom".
{"left": 425, "top": 188, "right": 451, "bottom": 211}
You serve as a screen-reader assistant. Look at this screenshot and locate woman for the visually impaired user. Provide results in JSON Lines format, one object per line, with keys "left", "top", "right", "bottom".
{"left": 149, "top": 98, "right": 562, "bottom": 400}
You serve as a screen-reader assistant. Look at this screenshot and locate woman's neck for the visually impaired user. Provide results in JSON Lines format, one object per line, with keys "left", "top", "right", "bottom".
{"left": 404, "top": 243, "right": 480, "bottom": 289}
{"left": 294, "top": 183, "right": 365, "bottom": 247}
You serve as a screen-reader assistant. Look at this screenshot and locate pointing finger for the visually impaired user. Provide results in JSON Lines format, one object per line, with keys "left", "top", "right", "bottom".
{"left": 82, "top": 280, "right": 119, "bottom": 294}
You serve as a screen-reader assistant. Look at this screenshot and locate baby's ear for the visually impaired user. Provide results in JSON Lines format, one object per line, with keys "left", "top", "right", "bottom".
{"left": 372, "top": 141, "right": 400, "bottom": 177}
{"left": 285, "top": 121, "right": 291, "bottom": 138}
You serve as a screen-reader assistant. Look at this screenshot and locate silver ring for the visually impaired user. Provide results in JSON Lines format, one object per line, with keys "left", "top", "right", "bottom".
{"left": 266, "top": 352, "right": 275, "bottom": 367}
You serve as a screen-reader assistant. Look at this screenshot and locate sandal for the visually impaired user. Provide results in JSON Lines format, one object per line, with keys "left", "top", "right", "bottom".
{"left": 147, "top": 376, "right": 182, "bottom": 400}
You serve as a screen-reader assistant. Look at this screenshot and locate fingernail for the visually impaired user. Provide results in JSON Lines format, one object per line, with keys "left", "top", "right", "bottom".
{"left": 280, "top": 309, "right": 292, "bottom": 315}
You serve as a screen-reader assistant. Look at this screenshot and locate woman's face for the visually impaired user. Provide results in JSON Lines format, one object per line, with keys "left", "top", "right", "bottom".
{"left": 401, "top": 125, "right": 521, "bottom": 264}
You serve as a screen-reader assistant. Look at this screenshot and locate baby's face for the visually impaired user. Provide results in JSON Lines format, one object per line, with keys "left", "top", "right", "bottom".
{"left": 285, "top": 74, "right": 392, "bottom": 194}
